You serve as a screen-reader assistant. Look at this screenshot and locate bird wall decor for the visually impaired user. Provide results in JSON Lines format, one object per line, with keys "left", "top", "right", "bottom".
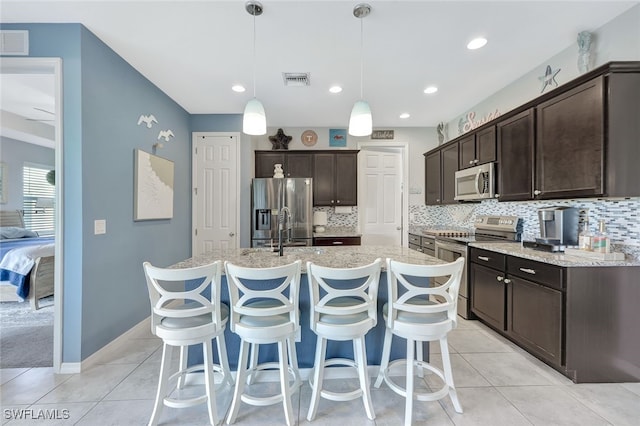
{"left": 137, "top": 114, "right": 158, "bottom": 128}
{"left": 157, "top": 130, "right": 174, "bottom": 142}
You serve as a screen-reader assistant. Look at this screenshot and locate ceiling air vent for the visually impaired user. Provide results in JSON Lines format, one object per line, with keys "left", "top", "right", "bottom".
{"left": 0, "top": 30, "right": 29, "bottom": 55}
{"left": 282, "top": 72, "right": 311, "bottom": 87}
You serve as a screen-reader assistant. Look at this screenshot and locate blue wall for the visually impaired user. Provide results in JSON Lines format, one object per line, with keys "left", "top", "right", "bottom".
{"left": 1, "top": 23, "right": 192, "bottom": 362}
{"left": 0, "top": 136, "right": 55, "bottom": 211}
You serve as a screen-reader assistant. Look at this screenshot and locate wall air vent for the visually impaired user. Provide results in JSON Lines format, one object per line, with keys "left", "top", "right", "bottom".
{"left": 0, "top": 30, "right": 29, "bottom": 55}
{"left": 282, "top": 72, "right": 311, "bottom": 87}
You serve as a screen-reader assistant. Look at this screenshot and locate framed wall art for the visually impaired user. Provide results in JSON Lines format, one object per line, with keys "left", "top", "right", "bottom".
{"left": 329, "top": 129, "right": 347, "bottom": 147}
{"left": 134, "top": 149, "right": 174, "bottom": 220}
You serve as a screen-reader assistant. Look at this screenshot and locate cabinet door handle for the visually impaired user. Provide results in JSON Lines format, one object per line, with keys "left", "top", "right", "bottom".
{"left": 336, "top": 200, "right": 341, "bottom": 204}
{"left": 496, "top": 276, "right": 504, "bottom": 282}
{"left": 331, "top": 200, "right": 335, "bottom": 204}
{"left": 478, "top": 256, "right": 490, "bottom": 261}
{"left": 436, "top": 199, "right": 440, "bottom": 202}
{"left": 469, "top": 160, "right": 474, "bottom": 165}
{"left": 474, "top": 159, "right": 479, "bottom": 164}
{"left": 332, "top": 241, "right": 343, "bottom": 245}
{"left": 534, "top": 190, "right": 542, "bottom": 196}
{"left": 504, "top": 278, "right": 512, "bottom": 284}
{"left": 519, "top": 268, "right": 536, "bottom": 275}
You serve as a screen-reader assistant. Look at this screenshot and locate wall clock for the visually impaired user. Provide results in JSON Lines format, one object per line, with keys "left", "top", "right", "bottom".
{"left": 301, "top": 130, "right": 318, "bottom": 146}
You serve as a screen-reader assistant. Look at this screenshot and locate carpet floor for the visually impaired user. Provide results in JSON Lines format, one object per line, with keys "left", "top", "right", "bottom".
{"left": 0, "top": 296, "right": 54, "bottom": 368}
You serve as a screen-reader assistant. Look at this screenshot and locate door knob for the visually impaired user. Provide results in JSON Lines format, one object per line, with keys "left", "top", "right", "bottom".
{"left": 396, "top": 226, "right": 402, "bottom": 230}
{"left": 229, "top": 232, "right": 235, "bottom": 237}
{"left": 534, "top": 190, "right": 542, "bottom": 195}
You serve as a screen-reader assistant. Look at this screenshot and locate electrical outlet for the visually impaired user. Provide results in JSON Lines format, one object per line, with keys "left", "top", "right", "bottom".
{"left": 578, "top": 208, "right": 590, "bottom": 223}
{"left": 94, "top": 219, "right": 106, "bottom": 235}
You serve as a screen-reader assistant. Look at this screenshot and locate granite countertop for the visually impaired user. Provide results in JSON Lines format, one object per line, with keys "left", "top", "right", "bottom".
{"left": 470, "top": 242, "right": 640, "bottom": 267}
{"left": 313, "top": 226, "right": 362, "bottom": 238}
{"left": 172, "top": 245, "right": 443, "bottom": 272}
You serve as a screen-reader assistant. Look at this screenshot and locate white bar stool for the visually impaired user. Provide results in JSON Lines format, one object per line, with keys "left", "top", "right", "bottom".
{"left": 142, "top": 260, "right": 233, "bottom": 426}
{"left": 306, "top": 259, "right": 382, "bottom": 421}
{"left": 224, "top": 260, "right": 302, "bottom": 426}
{"left": 374, "top": 257, "right": 465, "bottom": 426}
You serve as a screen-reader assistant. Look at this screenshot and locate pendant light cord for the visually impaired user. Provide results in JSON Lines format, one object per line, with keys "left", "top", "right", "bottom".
{"left": 252, "top": 10, "right": 257, "bottom": 98}
{"left": 359, "top": 16, "right": 364, "bottom": 100}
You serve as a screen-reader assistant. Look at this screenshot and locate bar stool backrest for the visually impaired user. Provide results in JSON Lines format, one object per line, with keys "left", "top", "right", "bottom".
{"left": 307, "top": 259, "right": 382, "bottom": 332}
{"left": 143, "top": 261, "right": 224, "bottom": 333}
{"left": 386, "top": 257, "right": 465, "bottom": 334}
{"left": 224, "top": 260, "right": 302, "bottom": 333}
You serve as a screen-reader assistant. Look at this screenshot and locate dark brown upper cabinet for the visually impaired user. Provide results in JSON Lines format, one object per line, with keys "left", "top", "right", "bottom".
{"left": 497, "top": 109, "right": 535, "bottom": 201}
{"left": 424, "top": 142, "right": 458, "bottom": 205}
{"left": 459, "top": 126, "right": 496, "bottom": 169}
{"left": 425, "top": 150, "right": 442, "bottom": 205}
{"left": 535, "top": 77, "right": 605, "bottom": 199}
{"left": 313, "top": 151, "right": 358, "bottom": 206}
{"left": 254, "top": 151, "right": 313, "bottom": 178}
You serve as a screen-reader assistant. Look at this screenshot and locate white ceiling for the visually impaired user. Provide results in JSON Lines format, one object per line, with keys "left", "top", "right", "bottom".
{"left": 1, "top": 0, "right": 638, "bottom": 130}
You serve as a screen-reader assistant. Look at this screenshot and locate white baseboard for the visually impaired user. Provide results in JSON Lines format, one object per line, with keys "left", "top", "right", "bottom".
{"left": 78, "top": 316, "right": 151, "bottom": 371}
{"left": 58, "top": 362, "right": 81, "bottom": 374}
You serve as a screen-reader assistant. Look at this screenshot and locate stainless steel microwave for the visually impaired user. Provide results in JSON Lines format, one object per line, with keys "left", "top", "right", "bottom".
{"left": 454, "top": 162, "right": 495, "bottom": 201}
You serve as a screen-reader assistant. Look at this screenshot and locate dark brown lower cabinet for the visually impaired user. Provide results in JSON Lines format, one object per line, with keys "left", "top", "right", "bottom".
{"left": 470, "top": 263, "right": 506, "bottom": 331}
{"left": 508, "top": 275, "right": 563, "bottom": 367}
{"left": 470, "top": 247, "right": 640, "bottom": 383}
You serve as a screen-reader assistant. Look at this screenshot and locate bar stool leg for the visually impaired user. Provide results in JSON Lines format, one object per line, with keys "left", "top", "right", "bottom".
{"left": 440, "top": 336, "right": 463, "bottom": 413}
{"left": 177, "top": 346, "right": 188, "bottom": 389}
{"left": 404, "top": 338, "right": 415, "bottom": 426}
{"left": 278, "top": 339, "right": 295, "bottom": 426}
{"left": 374, "top": 326, "right": 392, "bottom": 388}
{"left": 247, "top": 343, "right": 259, "bottom": 385}
{"left": 149, "top": 344, "right": 174, "bottom": 426}
{"left": 216, "top": 334, "right": 234, "bottom": 386}
{"left": 307, "top": 335, "right": 327, "bottom": 421}
{"left": 203, "top": 341, "right": 219, "bottom": 426}
{"left": 354, "top": 336, "right": 375, "bottom": 420}
{"left": 227, "top": 340, "right": 250, "bottom": 424}
{"left": 416, "top": 341, "right": 424, "bottom": 379}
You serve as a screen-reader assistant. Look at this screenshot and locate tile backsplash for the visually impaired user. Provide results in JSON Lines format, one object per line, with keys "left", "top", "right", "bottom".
{"left": 313, "top": 206, "right": 358, "bottom": 228}
{"left": 410, "top": 198, "right": 640, "bottom": 260}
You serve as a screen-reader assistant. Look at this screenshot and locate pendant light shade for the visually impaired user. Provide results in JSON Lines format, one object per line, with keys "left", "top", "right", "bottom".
{"left": 243, "top": 97, "right": 266, "bottom": 135}
{"left": 349, "top": 3, "right": 372, "bottom": 137}
{"left": 243, "top": 1, "right": 266, "bottom": 135}
{"left": 349, "top": 100, "right": 372, "bottom": 137}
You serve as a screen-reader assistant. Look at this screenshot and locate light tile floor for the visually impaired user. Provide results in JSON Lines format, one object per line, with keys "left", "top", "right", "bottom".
{"left": 2, "top": 317, "right": 639, "bottom": 425}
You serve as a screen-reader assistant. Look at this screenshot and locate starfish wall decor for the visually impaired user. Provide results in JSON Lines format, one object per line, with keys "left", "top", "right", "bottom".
{"left": 269, "top": 128, "right": 292, "bottom": 150}
{"left": 539, "top": 65, "right": 561, "bottom": 93}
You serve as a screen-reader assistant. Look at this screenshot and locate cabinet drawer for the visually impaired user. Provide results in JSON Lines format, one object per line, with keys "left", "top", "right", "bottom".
{"left": 507, "top": 257, "right": 564, "bottom": 291}
{"left": 409, "top": 243, "right": 422, "bottom": 252}
{"left": 421, "top": 237, "right": 436, "bottom": 250}
{"left": 409, "top": 234, "right": 421, "bottom": 245}
{"left": 313, "top": 237, "right": 361, "bottom": 246}
{"left": 469, "top": 248, "right": 506, "bottom": 270}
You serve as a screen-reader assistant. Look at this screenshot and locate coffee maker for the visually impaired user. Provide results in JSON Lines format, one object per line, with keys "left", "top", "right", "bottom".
{"left": 524, "top": 206, "right": 579, "bottom": 252}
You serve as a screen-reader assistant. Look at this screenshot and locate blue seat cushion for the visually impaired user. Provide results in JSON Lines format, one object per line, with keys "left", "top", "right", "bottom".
{"left": 382, "top": 300, "right": 448, "bottom": 324}
{"left": 160, "top": 302, "right": 229, "bottom": 329}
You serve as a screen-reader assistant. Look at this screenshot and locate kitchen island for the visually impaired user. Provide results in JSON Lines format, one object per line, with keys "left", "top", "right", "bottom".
{"left": 173, "top": 246, "right": 445, "bottom": 370}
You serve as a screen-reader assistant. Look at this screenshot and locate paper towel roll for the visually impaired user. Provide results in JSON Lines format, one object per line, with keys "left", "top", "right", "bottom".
{"left": 334, "top": 206, "right": 352, "bottom": 214}
{"left": 313, "top": 211, "right": 328, "bottom": 225}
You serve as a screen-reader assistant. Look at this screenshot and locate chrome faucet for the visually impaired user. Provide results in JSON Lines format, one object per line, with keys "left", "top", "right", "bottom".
{"left": 278, "top": 206, "right": 292, "bottom": 256}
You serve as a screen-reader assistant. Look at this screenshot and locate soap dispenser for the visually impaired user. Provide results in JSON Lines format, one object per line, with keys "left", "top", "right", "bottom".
{"left": 592, "top": 219, "right": 611, "bottom": 253}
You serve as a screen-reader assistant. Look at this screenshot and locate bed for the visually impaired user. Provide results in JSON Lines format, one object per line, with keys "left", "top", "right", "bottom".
{"left": 0, "top": 210, "right": 55, "bottom": 310}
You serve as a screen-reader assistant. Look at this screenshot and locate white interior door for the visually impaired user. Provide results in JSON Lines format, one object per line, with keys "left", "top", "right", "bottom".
{"left": 192, "top": 133, "right": 239, "bottom": 254}
{"left": 358, "top": 147, "right": 403, "bottom": 246}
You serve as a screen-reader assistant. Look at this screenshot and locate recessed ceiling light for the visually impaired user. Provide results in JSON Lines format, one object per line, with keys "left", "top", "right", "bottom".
{"left": 232, "top": 84, "right": 246, "bottom": 93}
{"left": 424, "top": 86, "right": 438, "bottom": 94}
{"left": 467, "top": 37, "right": 487, "bottom": 50}
{"left": 329, "top": 85, "right": 343, "bottom": 94}
{"left": 399, "top": 113, "right": 410, "bottom": 119}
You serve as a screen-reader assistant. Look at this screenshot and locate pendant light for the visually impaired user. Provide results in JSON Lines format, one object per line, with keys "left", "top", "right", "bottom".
{"left": 349, "top": 3, "right": 372, "bottom": 137}
{"left": 243, "top": 1, "right": 266, "bottom": 135}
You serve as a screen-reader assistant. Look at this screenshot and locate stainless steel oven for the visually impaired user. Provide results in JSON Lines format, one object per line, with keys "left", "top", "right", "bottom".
{"left": 422, "top": 215, "right": 522, "bottom": 320}
{"left": 435, "top": 240, "right": 469, "bottom": 318}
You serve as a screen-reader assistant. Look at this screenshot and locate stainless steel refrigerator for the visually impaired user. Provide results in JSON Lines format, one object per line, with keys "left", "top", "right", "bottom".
{"left": 251, "top": 178, "right": 313, "bottom": 248}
